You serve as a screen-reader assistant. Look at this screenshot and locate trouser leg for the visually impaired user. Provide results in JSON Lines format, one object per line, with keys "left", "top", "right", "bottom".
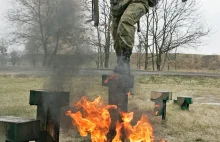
{"left": 112, "top": 16, "right": 122, "bottom": 63}
{"left": 114, "top": 2, "right": 146, "bottom": 75}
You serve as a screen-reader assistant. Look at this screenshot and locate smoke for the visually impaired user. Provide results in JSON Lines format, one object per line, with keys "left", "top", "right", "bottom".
{"left": 40, "top": 0, "right": 94, "bottom": 133}
{"left": 43, "top": 0, "right": 90, "bottom": 92}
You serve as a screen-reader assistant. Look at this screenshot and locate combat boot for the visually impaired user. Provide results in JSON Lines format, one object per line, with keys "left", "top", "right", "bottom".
{"left": 114, "top": 47, "right": 132, "bottom": 75}
{"left": 116, "top": 51, "right": 122, "bottom": 64}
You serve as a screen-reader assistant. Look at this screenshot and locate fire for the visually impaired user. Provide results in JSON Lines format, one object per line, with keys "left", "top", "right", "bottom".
{"left": 104, "top": 74, "right": 118, "bottom": 83}
{"left": 155, "top": 111, "right": 159, "bottom": 116}
{"left": 66, "top": 96, "right": 117, "bottom": 142}
{"left": 112, "top": 121, "right": 123, "bottom": 142}
{"left": 113, "top": 112, "right": 154, "bottom": 142}
{"left": 67, "top": 97, "right": 154, "bottom": 142}
{"left": 127, "top": 92, "right": 131, "bottom": 96}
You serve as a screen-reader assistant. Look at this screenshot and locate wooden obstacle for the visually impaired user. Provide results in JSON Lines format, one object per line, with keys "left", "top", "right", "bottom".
{"left": 102, "top": 74, "right": 134, "bottom": 142}
{"left": 174, "top": 96, "right": 193, "bottom": 110}
{"left": 0, "top": 90, "right": 70, "bottom": 142}
{"left": 150, "top": 91, "right": 172, "bottom": 120}
{"left": 29, "top": 90, "right": 70, "bottom": 142}
{"left": 0, "top": 116, "right": 40, "bottom": 142}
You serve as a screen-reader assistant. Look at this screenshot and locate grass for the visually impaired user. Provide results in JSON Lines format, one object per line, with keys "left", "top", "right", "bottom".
{"left": 0, "top": 75, "right": 220, "bottom": 142}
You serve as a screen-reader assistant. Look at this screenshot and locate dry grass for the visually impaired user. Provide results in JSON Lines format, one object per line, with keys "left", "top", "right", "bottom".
{"left": 0, "top": 75, "right": 220, "bottom": 142}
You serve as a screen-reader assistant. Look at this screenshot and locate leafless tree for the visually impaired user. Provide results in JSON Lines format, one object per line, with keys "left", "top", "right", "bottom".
{"left": 10, "top": 50, "right": 20, "bottom": 66}
{"left": 139, "top": 11, "right": 154, "bottom": 70}
{"left": 140, "top": 0, "right": 209, "bottom": 71}
{"left": 25, "top": 38, "right": 40, "bottom": 67}
{"left": 82, "top": 0, "right": 112, "bottom": 68}
{"left": 0, "top": 38, "right": 7, "bottom": 56}
{"left": 6, "top": 0, "right": 85, "bottom": 67}
{"left": 0, "top": 38, "right": 8, "bottom": 65}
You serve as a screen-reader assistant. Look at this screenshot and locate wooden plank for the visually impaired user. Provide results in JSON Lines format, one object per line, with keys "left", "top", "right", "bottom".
{"left": 0, "top": 116, "right": 40, "bottom": 142}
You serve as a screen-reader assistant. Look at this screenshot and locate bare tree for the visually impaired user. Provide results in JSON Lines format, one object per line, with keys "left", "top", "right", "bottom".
{"left": 25, "top": 39, "right": 40, "bottom": 67}
{"left": 0, "top": 38, "right": 8, "bottom": 65}
{"left": 140, "top": 0, "right": 209, "bottom": 71}
{"left": 10, "top": 50, "right": 20, "bottom": 66}
{"left": 6, "top": 0, "right": 85, "bottom": 67}
{"left": 82, "top": 0, "right": 112, "bottom": 68}
{"left": 0, "top": 38, "right": 7, "bottom": 56}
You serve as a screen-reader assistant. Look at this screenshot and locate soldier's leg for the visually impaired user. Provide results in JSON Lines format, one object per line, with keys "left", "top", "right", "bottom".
{"left": 112, "top": 16, "right": 122, "bottom": 63}
{"left": 114, "top": 2, "right": 146, "bottom": 75}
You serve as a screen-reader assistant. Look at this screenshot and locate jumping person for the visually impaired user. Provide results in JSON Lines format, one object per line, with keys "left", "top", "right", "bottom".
{"left": 111, "top": 0, "right": 154, "bottom": 75}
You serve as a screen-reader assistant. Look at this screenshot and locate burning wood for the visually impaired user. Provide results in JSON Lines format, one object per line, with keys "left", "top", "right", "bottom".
{"left": 113, "top": 112, "right": 154, "bottom": 142}
{"left": 66, "top": 97, "right": 156, "bottom": 142}
{"left": 104, "top": 74, "right": 118, "bottom": 83}
{"left": 66, "top": 96, "right": 117, "bottom": 142}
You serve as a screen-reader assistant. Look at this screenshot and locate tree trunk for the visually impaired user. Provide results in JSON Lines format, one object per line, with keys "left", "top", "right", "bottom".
{"left": 104, "top": 33, "right": 110, "bottom": 68}
{"left": 104, "top": 47, "right": 109, "bottom": 68}
{"left": 174, "top": 47, "right": 178, "bottom": 71}
{"left": 97, "top": 26, "right": 102, "bottom": 68}
{"left": 156, "top": 50, "right": 162, "bottom": 71}
{"left": 104, "top": 13, "right": 112, "bottom": 68}
{"left": 42, "top": 52, "right": 47, "bottom": 67}
{"left": 47, "top": 33, "right": 60, "bottom": 67}
{"left": 144, "top": 46, "right": 148, "bottom": 70}
{"left": 144, "top": 12, "right": 149, "bottom": 70}
{"left": 161, "top": 51, "right": 168, "bottom": 71}
{"left": 152, "top": 9, "right": 155, "bottom": 71}
{"left": 100, "top": 47, "right": 103, "bottom": 68}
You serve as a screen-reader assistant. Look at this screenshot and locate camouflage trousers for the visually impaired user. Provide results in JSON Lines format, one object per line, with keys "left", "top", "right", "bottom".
{"left": 112, "top": 2, "right": 147, "bottom": 56}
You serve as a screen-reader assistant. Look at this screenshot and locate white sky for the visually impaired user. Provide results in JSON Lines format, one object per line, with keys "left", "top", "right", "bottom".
{"left": 0, "top": 0, "right": 220, "bottom": 55}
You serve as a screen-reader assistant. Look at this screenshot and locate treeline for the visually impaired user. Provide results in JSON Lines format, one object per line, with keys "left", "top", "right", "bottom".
{"left": 1, "top": 52, "right": 220, "bottom": 72}
{"left": 0, "top": 0, "right": 210, "bottom": 70}
{"left": 131, "top": 53, "right": 220, "bottom": 71}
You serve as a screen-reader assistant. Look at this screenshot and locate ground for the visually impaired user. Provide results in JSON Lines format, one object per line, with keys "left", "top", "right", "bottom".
{"left": 0, "top": 75, "right": 220, "bottom": 142}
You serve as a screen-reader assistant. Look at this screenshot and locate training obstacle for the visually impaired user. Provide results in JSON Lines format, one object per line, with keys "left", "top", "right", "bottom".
{"left": 0, "top": 116, "right": 40, "bottom": 142}
{"left": 0, "top": 90, "right": 70, "bottom": 142}
{"left": 150, "top": 91, "right": 172, "bottom": 120}
{"left": 174, "top": 96, "right": 193, "bottom": 110}
{"left": 102, "top": 74, "right": 134, "bottom": 142}
{"left": 29, "top": 90, "right": 70, "bottom": 142}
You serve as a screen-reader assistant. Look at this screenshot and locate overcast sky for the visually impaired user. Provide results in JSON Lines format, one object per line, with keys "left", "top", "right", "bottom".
{"left": 0, "top": 0, "right": 219, "bottom": 55}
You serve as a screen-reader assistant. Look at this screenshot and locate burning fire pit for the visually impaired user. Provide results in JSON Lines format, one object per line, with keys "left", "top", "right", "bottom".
{"left": 102, "top": 74, "right": 134, "bottom": 141}
{"left": 66, "top": 97, "right": 154, "bottom": 142}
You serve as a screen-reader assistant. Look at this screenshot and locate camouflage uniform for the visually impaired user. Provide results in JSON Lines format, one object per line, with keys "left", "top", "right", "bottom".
{"left": 112, "top": 0, "right": 148, "bottom": 57}
{"left": 111, "top": 0, "right": 148, "bottom": 75}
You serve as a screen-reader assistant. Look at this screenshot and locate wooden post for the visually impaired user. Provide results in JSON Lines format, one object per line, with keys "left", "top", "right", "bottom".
{"left": 176, "top": 96, "right": 193, "bottom": 110}
{"left": 29, "top": 90, "right": 70, "bottom": 142}
{"left": 0, "top": 116, "right": 40, "bottom": 142}
{"left": 102, "top": 74, "right": 134, "bottom": 142}
{"left": 150, "top": 91, "right": 172, "bottom": 120}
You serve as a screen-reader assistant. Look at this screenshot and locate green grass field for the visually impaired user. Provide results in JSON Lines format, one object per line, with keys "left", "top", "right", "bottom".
{"left": 0, "top": 75, "right": 220, "bottom": 142}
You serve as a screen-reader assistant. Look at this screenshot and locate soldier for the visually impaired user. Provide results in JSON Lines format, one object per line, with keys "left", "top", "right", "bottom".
{"left": 111, "top": 0, "right": 153, "bottom": 75}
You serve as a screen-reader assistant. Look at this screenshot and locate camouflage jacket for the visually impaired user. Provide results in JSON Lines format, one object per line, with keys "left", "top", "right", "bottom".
{"left": 111, "top": 0, "right": 148, "bottom": 16}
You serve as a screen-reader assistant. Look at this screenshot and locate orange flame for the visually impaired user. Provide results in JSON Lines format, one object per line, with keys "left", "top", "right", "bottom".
{"left": 113, "top": 112, "right": 154, "bottom": 142}
{"left": 155, "top": 111, "right": 159, "bottom": 116}
{"left": 127, "top": 92, "right": 131, "bottom": 96}
{"left": 112, "top": 121, "right": 123, "bottom": 142}
{"left": 67, "top": 97, "right": 154, "bottom": 142}
{"left": 66, "top": 96, "right": 117, "bottom": 142}
{"left": 121, "top": 112, "right": 154, "bottom": 142}
{"left": 104, "top": 74, "right": 118, "bottom": 83}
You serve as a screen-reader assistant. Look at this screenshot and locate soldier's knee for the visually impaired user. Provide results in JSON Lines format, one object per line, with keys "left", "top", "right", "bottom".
{"left": 120, "top": 14, "right": 135, "bottom": 26}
